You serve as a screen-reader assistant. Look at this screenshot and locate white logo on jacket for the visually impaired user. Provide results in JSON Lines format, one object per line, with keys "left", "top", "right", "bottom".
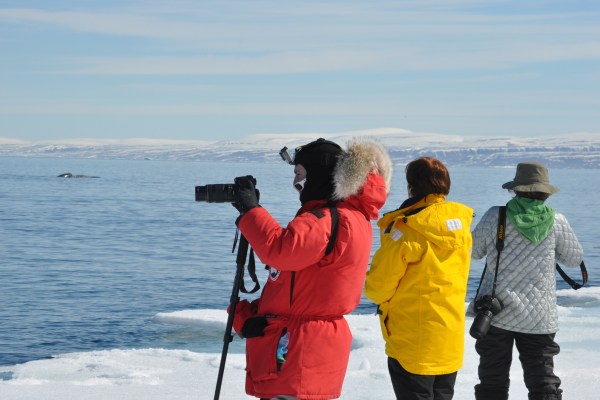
{"left": 269, "top": 267, "right": 281, "bottom": 281}
{"left": 446, "top": 218, "right": 463, "bottom": 231}
{"left": 392, "top": 228, "right": 403, "bottom": 241}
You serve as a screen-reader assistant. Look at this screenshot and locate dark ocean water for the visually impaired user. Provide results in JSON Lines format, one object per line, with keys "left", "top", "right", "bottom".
{"left": 1, "top": 157, "right": 597, "bottom": 367}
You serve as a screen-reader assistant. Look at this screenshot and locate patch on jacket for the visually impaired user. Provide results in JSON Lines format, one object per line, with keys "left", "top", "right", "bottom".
{"left": 310, "top": 210, "right": 325, "bottom": 219}
{"left": 446, "top": 218, "right": 463, "bottom": 231}
{"left": 392, "top": 228, "right": 403, "bottom": 241}
{"left": 268, "top": 267, "right": 281, "bottom": 281}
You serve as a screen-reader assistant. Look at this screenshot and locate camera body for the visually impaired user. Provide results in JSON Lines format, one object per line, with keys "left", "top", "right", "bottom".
{"left": 195, "top": 176, "right": 257, "bottom": 203}
{"left": 469, "top": 295, "right": 503, "bottom": 339}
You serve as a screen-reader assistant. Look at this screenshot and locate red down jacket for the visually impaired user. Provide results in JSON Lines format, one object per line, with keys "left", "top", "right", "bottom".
{"left": 234, "top": 171, "right": 388, "bottom": 399}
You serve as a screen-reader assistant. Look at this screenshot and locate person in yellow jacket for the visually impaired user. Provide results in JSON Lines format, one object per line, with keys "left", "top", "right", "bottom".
{"left": 365, "top": 157, "right": 473, "bottom": 400}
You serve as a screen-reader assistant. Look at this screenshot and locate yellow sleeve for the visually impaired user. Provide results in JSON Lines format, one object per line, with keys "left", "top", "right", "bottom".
{"left": 365, "top": 223, "right": 409, "bottom": 305}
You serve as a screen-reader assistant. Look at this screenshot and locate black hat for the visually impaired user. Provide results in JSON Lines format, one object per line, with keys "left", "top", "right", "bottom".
{"left": 293, "top": 138, "right": 342, "bottom": 204}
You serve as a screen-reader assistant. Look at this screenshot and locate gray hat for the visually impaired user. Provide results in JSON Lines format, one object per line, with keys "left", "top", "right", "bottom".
{"left": 502, "top": 162, "right": 560, "bottom": 194}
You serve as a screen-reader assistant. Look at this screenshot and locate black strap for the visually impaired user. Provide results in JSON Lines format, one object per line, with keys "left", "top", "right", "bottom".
{"left": 474, "top": 206, "right": 506, "bottom": 300}
{"left": 289, "top": 204, "right": 339, "bottom": 306}
{"left": 556, "top": 261, "right": 588, "bottom": 290}
{"left": 325, "top": 205, "right": 339, "bottom": 256}
{"left": 232, "top": 229, "right": 260, "bottom": 294}
{"left": 491, "top": 206, "right": 507, "bottom": 298}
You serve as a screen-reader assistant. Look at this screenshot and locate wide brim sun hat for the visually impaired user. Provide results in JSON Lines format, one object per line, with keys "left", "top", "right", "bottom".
{"left": 501, "top": 161, "right": 560, "bottom": 194}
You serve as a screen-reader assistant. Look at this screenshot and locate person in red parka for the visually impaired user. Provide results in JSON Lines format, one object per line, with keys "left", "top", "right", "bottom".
{"left": 230, "top": 138, "right": 392, "bottom": 400}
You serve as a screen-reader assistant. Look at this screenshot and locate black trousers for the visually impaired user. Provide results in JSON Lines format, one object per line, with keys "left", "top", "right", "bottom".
{"left": 474, "top": 325, "right": 562, "bottom": 400}
{"left": 388, "top": 357, "right": 457, "bottom": 400}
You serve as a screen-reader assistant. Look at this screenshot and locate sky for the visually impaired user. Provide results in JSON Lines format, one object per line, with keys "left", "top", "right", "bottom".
{"left": 1, "top": 0, "right": 600, "bottom": 142}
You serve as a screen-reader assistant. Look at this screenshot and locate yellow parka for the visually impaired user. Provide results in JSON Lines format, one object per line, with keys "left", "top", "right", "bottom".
{"left": 365, "top": 194, "right": 473, "bottom": 375}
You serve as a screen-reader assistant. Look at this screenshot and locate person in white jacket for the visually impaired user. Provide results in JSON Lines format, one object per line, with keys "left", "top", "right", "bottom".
{"left": 469, "top": 162, "right": 583, "bottom": 400}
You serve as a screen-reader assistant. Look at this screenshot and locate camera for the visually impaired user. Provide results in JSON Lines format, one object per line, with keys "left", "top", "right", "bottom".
{"left": 195, "top": 176, "right": 257, "bottom": 203}
{"left": 469, "top": 295, "right": 503, "bottom": 339}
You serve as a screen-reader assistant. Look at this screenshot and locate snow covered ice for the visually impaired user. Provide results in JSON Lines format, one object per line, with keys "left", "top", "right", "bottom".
{"left": 1, "top": 287, "right": 599, "bottom": 399}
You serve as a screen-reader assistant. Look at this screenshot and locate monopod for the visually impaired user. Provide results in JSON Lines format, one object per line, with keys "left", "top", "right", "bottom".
{"left": 214, "top": 230, "right": 259, "bottom": 400}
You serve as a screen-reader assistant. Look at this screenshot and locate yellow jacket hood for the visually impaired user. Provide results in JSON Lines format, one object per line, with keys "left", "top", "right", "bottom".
{"left": 378, "top": 194, "right": 471, "bottom": 251}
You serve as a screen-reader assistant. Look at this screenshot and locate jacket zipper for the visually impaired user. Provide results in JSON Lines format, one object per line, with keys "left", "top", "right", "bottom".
{"left": 289, "top": 271, "right": 296, "bottom": 306}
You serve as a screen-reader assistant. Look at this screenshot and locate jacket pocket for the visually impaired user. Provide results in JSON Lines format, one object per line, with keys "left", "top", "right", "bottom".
{"left": 378, "top": 302, "right": 391, "bottom": 341}
{"left": 246, "top": 319, "right": 287, "bottom": 382}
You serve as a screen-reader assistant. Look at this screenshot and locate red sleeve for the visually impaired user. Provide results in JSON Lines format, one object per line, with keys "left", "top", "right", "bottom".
{"left": 237, "top": 206, "right": 330, "bottom": 271}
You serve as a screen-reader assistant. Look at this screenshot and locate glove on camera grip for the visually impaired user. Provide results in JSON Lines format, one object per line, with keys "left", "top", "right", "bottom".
{"left": 232, "top": 175, "right": 260, "bottom": 214}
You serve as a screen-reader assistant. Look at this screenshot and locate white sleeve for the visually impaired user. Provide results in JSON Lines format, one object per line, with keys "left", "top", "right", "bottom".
{"left": 554, "top": 212, "right": 584, "bottom": 267}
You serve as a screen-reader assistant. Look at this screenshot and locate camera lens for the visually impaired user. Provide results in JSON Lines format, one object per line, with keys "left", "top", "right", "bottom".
{"left": 194, "top": 184, "right": 236, "bottom": 203}
{"left": 469, "top": 310, "right": 494, "bottom": 339}
{"left": 195, "top": 186, "right": 208, "bottom": 202}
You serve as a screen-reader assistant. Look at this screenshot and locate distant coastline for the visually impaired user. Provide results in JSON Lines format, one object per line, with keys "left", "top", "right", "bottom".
{"left": 1, "top": 128, "right": 599, "bottom": 168}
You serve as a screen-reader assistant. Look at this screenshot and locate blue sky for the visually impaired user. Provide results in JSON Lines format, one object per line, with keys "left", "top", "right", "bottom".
{"left": 1, "top": 0, "right": 599, "bottom": 141}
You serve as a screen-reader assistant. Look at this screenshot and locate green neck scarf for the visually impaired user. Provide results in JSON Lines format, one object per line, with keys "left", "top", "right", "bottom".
{"left": 506, "top": 197, "right": 556, "bottom": 244}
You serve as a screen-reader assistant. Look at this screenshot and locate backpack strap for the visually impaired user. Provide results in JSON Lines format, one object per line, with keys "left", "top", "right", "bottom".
{"left": 325, "top": 204, "right": 339, "bottom": 256}
{"left": 289, "top": 203, "right": 339, "bottom": 306}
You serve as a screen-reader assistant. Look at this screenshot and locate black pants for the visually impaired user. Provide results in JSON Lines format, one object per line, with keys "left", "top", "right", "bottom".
{"left": 474, "top": 325, "right": 562, "bottom": 400}
{"left": 388, "top": 357, "right": 457, "bottom": 400}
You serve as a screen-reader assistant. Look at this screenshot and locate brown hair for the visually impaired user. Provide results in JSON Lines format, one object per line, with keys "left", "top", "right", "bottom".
{"left": 405, "top": 157, "right": 451, "bottom": 198}
{"left": 514, "top": 191, "right": 550, "bottom": 201}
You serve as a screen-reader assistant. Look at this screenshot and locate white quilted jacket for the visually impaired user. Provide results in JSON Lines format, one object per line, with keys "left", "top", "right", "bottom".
{"left": 470, "top": 206, "right": 583, "bottom": 334}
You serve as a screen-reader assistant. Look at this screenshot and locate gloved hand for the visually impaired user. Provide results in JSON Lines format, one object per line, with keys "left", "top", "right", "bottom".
{"left": 228, "top": 299, "right": 258, "bottom": 335}
{"left": 232, "top": 175, "right": 260, "bottom": 214}
{"left": 241, "top": 316, "right": 269, "bottom": 338}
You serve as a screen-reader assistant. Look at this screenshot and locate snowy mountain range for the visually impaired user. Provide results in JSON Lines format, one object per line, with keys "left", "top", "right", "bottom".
{"left": 2, "top": 128, "right": 600, "bottom": 168}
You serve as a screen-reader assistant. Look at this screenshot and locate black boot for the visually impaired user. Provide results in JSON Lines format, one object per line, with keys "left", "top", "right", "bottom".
{"left": 528, "top": 389, "right": 563, "bottom": 400}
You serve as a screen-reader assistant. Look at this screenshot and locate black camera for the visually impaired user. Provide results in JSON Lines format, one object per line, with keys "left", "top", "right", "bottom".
{"left": 195, "top": 176, "right": 256, "bottom": 203}
{"left": 469, "top": 295, "right": 503, "bottom": 339}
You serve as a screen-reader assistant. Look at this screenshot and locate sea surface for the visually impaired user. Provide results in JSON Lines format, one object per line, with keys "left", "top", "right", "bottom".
{"left": 1, "top": 157, "right": 598, "bottom": 367}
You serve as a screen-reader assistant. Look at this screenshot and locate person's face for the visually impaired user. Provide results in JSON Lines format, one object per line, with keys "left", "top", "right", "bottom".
{"left": 293, "top": 164, "right": 307, "bottom": 195}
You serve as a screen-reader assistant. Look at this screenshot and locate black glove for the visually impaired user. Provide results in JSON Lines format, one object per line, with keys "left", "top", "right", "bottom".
{"left": 241, "top": 316, "right": 268, "bottom": 338}
{"left": 232, "top": 175, "right": 259, "bottom": 214}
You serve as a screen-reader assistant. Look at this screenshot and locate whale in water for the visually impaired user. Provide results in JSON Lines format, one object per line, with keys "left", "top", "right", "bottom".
{"left": 57, "top": 173, "right": 100, "bottom": 178}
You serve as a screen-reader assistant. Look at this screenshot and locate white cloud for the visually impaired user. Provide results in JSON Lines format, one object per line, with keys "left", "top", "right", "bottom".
{"left": 2, "top": 4, "right": 600, "bottom": 69}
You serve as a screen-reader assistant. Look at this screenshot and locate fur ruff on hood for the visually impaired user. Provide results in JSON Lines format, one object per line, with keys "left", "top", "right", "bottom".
{"left": 332, "top": 138, "right": 393, "bottom": 200}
